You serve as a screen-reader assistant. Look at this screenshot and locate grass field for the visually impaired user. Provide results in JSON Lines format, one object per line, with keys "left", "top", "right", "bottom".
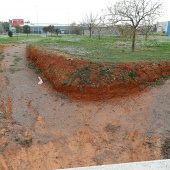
{"left": 1, "top": 33, "right": 170, "bottom": 63}
{"left": 0, "top": 34, "right": 42, "bottom": 43}
{"left": 37, "top": 34, "right": 170, "bottom": 63}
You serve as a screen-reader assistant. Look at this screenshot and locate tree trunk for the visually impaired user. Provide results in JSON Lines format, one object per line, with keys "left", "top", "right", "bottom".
{"left": 89, "top": 27, "right": 92, "bottom": 38}
{"left": 145, "top": 32, "right": 148, "bottom": 41}
{"left": 98, "top": 29, "right": 101, "bottom": 40}
{"left": 131, "top": 29, "right": 136, "bottom": 52}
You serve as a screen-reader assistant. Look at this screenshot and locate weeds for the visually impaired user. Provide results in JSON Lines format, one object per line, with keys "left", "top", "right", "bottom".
{"left": 8, "top": 68, "right": 22, "bottom": 73}
{"left": 0, "top": 111, "right": 7, "bottom": 119}
{"left": 15, "top": 137, "right": 33, "bottom": 148}
{"left": 69, "top": 65, "right": 92, "bottom": 86}
{"left": 11, "top": 55, "right": 22, "bottom": 66}
{"left": 105, "top": 123, "right": 120, "bottom": 134}
{"left": 146, "top": 77, "right": 169, "bottom": 87}
{"left": 26, "top": 61, "right": 36, "bottom": 69}
{"left": 62, "top": 81, "right": 68, "bottom": 86}
{"left": 0, "top": 54, "right": 5, "bottom": 61}
{"left": 26, "top": 61, "right": 41, "bottom": 74}
{"left": 129, "top": 70, "right": 137, "bottom": 79}
{"left": 161, "top": 138, "right": 170, "bottom": 159}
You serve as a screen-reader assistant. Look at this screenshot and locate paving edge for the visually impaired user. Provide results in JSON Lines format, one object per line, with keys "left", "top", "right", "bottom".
{"left": 57, "top": 159, "right": 170, "bottom": 170}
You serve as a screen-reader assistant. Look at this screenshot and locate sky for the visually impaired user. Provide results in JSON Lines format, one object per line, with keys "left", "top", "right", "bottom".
{"left": 1, "top": 0, "right": 170, "bottom": 25}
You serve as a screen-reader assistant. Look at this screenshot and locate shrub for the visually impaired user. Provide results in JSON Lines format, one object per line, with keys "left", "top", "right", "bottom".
{"left": 129, "top": 70, "right": 137, "bottom": 79}
{"left": 8, "top": 31, "right": 13, "bottom": 37}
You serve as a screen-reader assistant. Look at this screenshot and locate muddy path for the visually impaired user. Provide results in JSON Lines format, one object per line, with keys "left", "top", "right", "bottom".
{"left": 0, "top": 44, "right": 170, "bottom": 170}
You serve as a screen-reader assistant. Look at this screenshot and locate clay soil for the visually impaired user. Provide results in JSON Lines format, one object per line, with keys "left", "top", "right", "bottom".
{"left": 0, "top": 44, "right": 170, "bottom": 170}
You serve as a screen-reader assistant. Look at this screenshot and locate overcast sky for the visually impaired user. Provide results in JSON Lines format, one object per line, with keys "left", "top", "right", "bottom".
{"left": 1, "top": 0, "right": 170, "bottom": 24}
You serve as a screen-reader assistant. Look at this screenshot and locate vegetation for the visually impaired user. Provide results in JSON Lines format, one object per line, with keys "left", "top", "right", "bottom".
{"left": 15, "top": 25, "right": 23, "bottom": 40}
{"left": 0, "top": 52, "right": 5, "bottom": 61}
{"left": 161, "top": 138, "right": 170, "bottom": 159}
{"left": 23, "top": 25, "right": 31, "bottom": 37}
{"left": 48, "top": 25, "right": 55, "bottom": 36}
{"left": 82, "top": 12, "right": 98, "bottom": 38}
{"left": 8, "top": 31, "right": 13, "bottom": 37}
{"left": 69, "top": 22, "right": 82, "bottom": 35}
{"left": 55, "top": 28, "right": 60, "bottom": 35}
{"left": 0, "top": 34, "right": 42, "bottom": 43}
{"left": 35, "top": 34, "right": 170, "bottom": 63}
{"left": 0, "top": 33, "right": 170, "bottom": 63}
{"left": 8, "top": 67, "right": 23, "bottom": 73}
{"left": 26, "top": 61, "right": 41, "bottom": 73}
{"left": 107, "top": 0, "right": 162, "bottom": 52}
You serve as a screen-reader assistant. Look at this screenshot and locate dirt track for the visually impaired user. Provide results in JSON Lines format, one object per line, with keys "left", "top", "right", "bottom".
{"left": 0, "top": 44, "right": 170, "bottom": 170}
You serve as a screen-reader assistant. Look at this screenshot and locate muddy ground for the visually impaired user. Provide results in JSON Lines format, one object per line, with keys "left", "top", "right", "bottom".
{"left": 0, "top": 44, "right": 170, "bottom": 170}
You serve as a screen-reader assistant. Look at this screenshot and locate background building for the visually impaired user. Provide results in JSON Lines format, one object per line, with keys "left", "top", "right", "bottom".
{"left": 156, "top": 21, "right": 170, "bottom": 35}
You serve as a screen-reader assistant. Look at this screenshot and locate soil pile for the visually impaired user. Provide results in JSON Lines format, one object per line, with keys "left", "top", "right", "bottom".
{"left": 27, "top": 45, "right": 170, "bottom": 100}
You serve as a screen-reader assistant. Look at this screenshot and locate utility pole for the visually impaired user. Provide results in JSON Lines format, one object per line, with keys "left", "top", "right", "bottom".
{"left": 35, "top": 6, "right": 39, "bottom": 34}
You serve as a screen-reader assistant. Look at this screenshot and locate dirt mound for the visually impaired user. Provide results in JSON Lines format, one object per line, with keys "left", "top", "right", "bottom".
{"left": 26, "top": 45, "right": 170, "bottom": 100}
{"left": 0, "top": 44, "right": 170, "bottom": 169}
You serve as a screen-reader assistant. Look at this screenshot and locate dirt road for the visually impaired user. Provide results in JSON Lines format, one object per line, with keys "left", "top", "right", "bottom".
{"left": 0, "top": 44, "right": 170, "bottom": 170}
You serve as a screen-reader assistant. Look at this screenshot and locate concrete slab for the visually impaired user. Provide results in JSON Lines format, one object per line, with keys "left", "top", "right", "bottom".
{"left": 58, "top": 159, "right": 170, "bottom": 170}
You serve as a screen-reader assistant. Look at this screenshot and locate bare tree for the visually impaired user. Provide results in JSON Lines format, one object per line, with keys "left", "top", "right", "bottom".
{"left": 107, "top": 0, "right": 162, "bottom": 52}
{"left": 82, "top": 12, "right": 98, "bottom": 38}
{"left": 79, "top": 22, "right": 86, "bottom": 35}
{"left": 95, "top": 14, "right": 107, "bottom": 40}
{"left": 116, "top": 22, "right": 132, "bottom": 38}
{"left": 138, "top": 15, "right": 155, "bottom": 41}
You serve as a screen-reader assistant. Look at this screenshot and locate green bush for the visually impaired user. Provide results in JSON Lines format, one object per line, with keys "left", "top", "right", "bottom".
{"left": 8, "top": 31, "right": 13, "bottom": 37}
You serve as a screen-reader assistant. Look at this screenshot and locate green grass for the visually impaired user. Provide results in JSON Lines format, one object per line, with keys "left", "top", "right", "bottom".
{"left": 13, "top": 55, "right": 22, "bottom": 65}
{"left": 0, "top": 34, "right": 42, "bottom": 44}
{"left": 35, "top": 34, "right": 170, "bottom": 63}
{"left": 1, "top": 34, "right": 170, "bottom": 63}
{"left": 8, "top": 67, "right": 23, "bottom": 73}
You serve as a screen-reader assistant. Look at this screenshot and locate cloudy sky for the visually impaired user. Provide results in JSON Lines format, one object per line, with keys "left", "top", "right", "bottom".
{"left": 1, "top": 0, "right": 170, "bottom": 24}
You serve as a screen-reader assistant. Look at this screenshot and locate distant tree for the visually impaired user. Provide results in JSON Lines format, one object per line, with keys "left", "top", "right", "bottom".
{"left": 139, "top": 16, "right": 155, "bottom": 41}
{"left": 2, "top": 22, "right": 10, "bottom": 32}
{"left": 23, "top": 25, "right": 30, "bottom": 37}
{"left": 43, "top": 27, "right": 48, "bottom": 37}
{"left": 96, "top": 15, "right": 106, "bottom": 40}
{"left": 107, "top": 0, "right": 163, "bottom": 52}
{"left": 15, "top": 25, "right": 22, "bottom": 40}
{"left": 69, "top": 22, "right": 76, "bottom": 34}
{"left": 48, "top": 25, "right": 55, "bottom": 36}
{"left": 116, "top": 23, "right": 132, "bottom": 38}
{"left": 79, "top": 22, "right": 86, "bottom": 35}
{"left": 0, "top": 23, "right": 4, "bottom": 34}
{"left": 8, "top": 31, "right": 13, "bottom": 37}
{"left": 55, "top": 28, "right": 60, "bottom": 35}
{"left": 82, "top": 12, "right": 98, "bottom": 38}
{"left": 69, "top": 22, "right": 82, "bottom": 35}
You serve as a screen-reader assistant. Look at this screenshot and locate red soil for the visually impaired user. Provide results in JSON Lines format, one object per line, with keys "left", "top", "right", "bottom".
{"left": 26, "top": 45, "right": 170, "bottom": 101}
{"left": 0, "top": 44, "right": 8, "bottom": 51}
